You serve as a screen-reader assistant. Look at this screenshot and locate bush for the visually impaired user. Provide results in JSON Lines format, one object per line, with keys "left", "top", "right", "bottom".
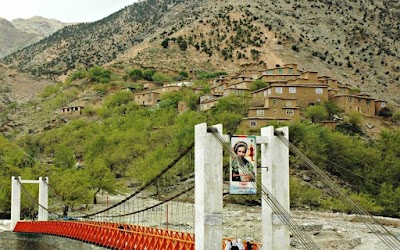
{"left": 127, "top": 69, "right": 143, "bottom": 81}
{"left": 88, "top": 66, "right": 111, "bottom": 83}
{"left": 143, "top": 69, "right": 155, "bottom": 81}
{"left": 378, "top": 107, "right": 392, "bottom": 117}
{"left": 250, "top": 79, "right": 268, "bottom": 91}
{"left": 152, "top": 72, "right": 171, "bottom": 84}
{"left": 290, "top": 177, "right": 324, "bottom": 209}
{"left": 304, "top": 105, "right": 328, "bottom": 123}
{"left": 392, "top": 110, "right": 400, "bottom": 123}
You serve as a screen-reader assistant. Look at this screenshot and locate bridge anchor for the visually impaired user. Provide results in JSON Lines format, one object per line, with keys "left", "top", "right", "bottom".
{"left": 11, "top": 176, "right": 49, "bottom": 230}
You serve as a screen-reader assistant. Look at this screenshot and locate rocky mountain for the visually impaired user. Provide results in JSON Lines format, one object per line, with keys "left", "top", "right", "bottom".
{"left": 0, "top": 0, "right": 399, "bottom": 106}
{"left": 0, "top": 16, "right": 69, "bottom": 58}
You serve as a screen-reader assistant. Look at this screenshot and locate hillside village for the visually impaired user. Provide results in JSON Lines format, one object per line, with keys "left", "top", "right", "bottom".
{"left": 61, "top": 62, "right": 388, "bottom": 133}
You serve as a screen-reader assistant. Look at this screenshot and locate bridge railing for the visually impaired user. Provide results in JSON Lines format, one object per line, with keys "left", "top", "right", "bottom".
{"left": 14, "top": 221, "right": 195, "bottom": 250}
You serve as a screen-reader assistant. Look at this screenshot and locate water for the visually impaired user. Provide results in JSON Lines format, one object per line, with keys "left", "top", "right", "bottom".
{"left": 0, "top": 231, "right": 106, "bottom": 250}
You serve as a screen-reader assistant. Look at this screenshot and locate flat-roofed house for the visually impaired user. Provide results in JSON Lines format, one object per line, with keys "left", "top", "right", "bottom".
{"left": 134, "top": 90, "right": 160, "bottom": 106}
{"left": 330, "top": 93, "right": 376, "bottom": 117}
{"left": 61, "top": 106, "right": 84, "bottom": 116}
{"left": 374, "top": 99, "right": 386, "bottom": 115}
{"left": 241, "top": 96, "right": 300, "bottom": 130}
{"left": 199, "top": 95, "right": 220, "bottom": 111}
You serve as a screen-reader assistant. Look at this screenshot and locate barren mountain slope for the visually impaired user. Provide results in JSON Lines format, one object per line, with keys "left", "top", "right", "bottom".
{"left": 0, "top": 17, "right": 69, "bottom": 58}
{"left": 0, "top": 18, "right": 40, "bottom": 58}
{"left": 1, "top": 0, "right": 398, "bottom": 106}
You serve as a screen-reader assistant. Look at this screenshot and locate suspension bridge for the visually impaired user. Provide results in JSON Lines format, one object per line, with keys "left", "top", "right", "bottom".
{"left": 7, "top": 124, "right": 400, "bottom": 250}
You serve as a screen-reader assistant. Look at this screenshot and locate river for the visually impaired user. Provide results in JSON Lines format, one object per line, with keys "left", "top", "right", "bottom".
{"left": 0, "top": 231, "right": 107, "bottom": 250}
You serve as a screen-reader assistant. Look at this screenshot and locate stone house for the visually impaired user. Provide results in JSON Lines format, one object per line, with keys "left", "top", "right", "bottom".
{"left": 223, "top": 86, "right": 251, "bottom": 96}
{"left": 239, "top": 61, "right": 269, "bottom": 79}
{"left": 330, "top": 94, "right": 376, "bottom": 117}
{"left": 239, "top": 63, "right": 388, "bottom": 127}
{"left": 134, "top": 90, "right": 160, "bottom": 106}
{"left": 199, "top": 95, "right": 220, "bottom": 111}
{"left": 133, "top": 84, "right": 181, "bottom": 106}
{"left": 60, "top": 106, "right": 84, "bottom": 116}
{"left": 374, "top": 99, "right": 386, "bottom": 115}
{"left": 264, "top": 80, "right": 329, "bottom": 107}
{"left": 241, "top": 97, "right": 301, "bottom": 130}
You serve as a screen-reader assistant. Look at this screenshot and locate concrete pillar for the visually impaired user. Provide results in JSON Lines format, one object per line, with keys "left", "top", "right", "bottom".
{"left": 38, "top": 177, "right": 49, "bottom": 221}
{"left": 11, "top": 176, "right": 21, "bottom": 231}
{"left": 261, "top": 126, "right": 290, "bottom": 250}
{"left": 195, "top": 123, "right": 223, "bottom": 250}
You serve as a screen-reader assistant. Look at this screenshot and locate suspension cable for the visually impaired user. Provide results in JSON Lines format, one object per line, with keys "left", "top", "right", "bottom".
{"left": 325, "top": 158, "right": 382, "bottom": 188}
{"left": 42, "top": 181, "right": 92, "bottom": 217}
{"left": 275, "top": 131, "right": 400, "bottom": 250}
{"left": 81, "top": 142, "right": 194, "bottom": 218}
{"left": 207, "top": 127, "right": 321, "bottom": 250}
{"left": 102, "top": 185, "right": 194, "bottom": 218}
{"left": 17, "top": 178, "right": 63, "bottom": 218}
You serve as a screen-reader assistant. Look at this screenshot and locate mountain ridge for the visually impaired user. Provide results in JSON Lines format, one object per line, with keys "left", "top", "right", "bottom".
{"left": 1, "top": 0, "right": 399, "bottom": 107}
{"left": 0, "top": 16, "right": 69, "bottom": 58}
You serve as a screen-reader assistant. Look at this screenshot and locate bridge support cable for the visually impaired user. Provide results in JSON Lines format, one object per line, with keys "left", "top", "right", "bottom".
{"left": 102, "top": 185, "right": 194, "bottom": 218}
{"left": 275, "top": 131, "right": 400, "bottom": 250}
{"left": 80, "top": 142, "right": 194, "bottom": 218}
{"left": 207, "top": 127, "right": 321, "bottom": 250}
{"left": 16, "top": 178, "right": 63, "bottom": 220}
{"left": 42, "top": 180, "right": 93, "bottom": 218}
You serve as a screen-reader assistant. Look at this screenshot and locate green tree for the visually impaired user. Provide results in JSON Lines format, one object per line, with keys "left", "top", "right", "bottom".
{"left": 158, "top": 91, "right": 184, "bottom": 109}
{"left": 143, "top": 69, "right": 155, "bottom": 81}
{"left": 305, "top": 105, "right": 328, "bottom": 123}
{"left": 152, "top": 72, "right": 171, "bottom": 84}
{"left": 377, "top": 183, "right": 400, "bottom": 216}
{"left": 161, "top": 38, "right": 169, "bottom": 48}
{"left": 250, "top": 79, "right": 268, "bottom": 91}
{"left": 54, "top": 144, "right": 75, "bottom": 169}
{"left": 347, "top": 111, "right": 363, "bottom": 128}
{"left": 88, "top": 66, "right": 111, "bottom": 83}
{"left": 212, "top": 96, "right": 248, "bottom": 116}
{"left": 85, "top": 157, "right": 120, "bottom": 204}
{"left": 51, "top": 168, "right": 92, "bottom": 208}
{"left": 128, "top": 69, "right": 143, "bottom": 81}
{"left": 324, "top": 100, "right": 342, "bottom": 120}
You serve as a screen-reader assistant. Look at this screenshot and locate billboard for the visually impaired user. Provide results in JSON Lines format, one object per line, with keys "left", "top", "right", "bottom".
{"left": 229, "top": 135, "right": 257, "bottom": 194}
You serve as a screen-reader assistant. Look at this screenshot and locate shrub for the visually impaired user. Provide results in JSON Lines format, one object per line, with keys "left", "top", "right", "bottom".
{"left": 128, "top": 69, "right": 143, "bottom": 81}
{"left": 391, "top": 110, "right": 400, "bottom": 123}
{"left": 290, "top": 177, "right": 324, "bottom": 209}
{"left": 88, "top": 66, "right": 111, "bottom": 83}
{"left": 304, "top": 105, "right": 328, "bottom": 123}
{"left": 378, "top": 107, "right": 392, "bottom": 117}
{"left": 152, "top": 72, "right": 171, "bottom": 84}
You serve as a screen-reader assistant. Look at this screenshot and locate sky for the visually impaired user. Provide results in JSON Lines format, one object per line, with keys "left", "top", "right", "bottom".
{"left": 0, "top": 0, "right": 138, "bottom": 23}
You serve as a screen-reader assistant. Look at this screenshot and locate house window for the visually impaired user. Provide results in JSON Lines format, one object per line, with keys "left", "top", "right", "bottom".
{"left": 267, "top": 89, "right": 272, "bottom": 95}
{"left": 257, "top": 110, "right": 264, "bottom": 116}
{"left": 289, "top": 68, "right": 293, "bottom": 73}
{"left": 263, "top": 90, "right": 267, "bottom": 97}
{"left": 273, "top": 110, "right": 278, "bottom": 114}
{"left": 315, "top": 88, "right": 323, "bottom": 94}
{"left": 275, "top": 87, "right": 283, "bottom": 94}
{"left": 250, "top": 120, "right": 257, "bottom": 127}
{"left": 278, "top": 69, "right": 283, "bottom": 74}
{"left": 381, "top": 102, "right": 386, "bottom": 108}
{"left": 286, "top": 109, "right": 294, "bottom": 116}
{"left": 268, "top": 70, "right": 272, "bottom": 75}
{"left": 348, "top": 97, "right": 353, "bottom": 101}
{"left": 289, "top": 87, "right": 296, "bottom": 93}
{"left": 272, "top": 99, "right": 277, "bottom": 104}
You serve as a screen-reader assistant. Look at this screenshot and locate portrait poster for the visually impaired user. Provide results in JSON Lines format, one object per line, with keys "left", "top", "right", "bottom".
{"left": 229, "top": 135, "right": 257, "bottom": 194}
